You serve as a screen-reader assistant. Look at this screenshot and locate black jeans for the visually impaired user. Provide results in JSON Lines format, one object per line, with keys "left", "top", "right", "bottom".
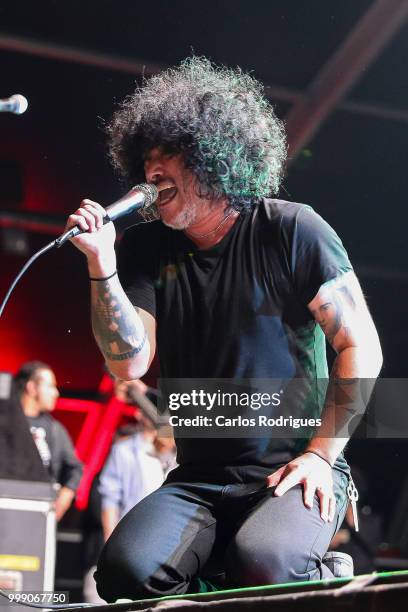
{"left": 95, "top": 468, "right": 349, "bottom": 602}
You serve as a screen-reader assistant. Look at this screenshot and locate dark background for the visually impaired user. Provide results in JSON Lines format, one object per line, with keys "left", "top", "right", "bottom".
{"left": 0, "top": 1, "right": 407, "bottom": 526}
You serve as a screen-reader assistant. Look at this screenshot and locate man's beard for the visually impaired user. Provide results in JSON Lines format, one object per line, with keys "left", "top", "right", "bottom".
{"left": 161, "top": 200, "right": 199, "bottom": 230}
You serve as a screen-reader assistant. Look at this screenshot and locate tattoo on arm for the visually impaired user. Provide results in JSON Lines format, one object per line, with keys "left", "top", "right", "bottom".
{"left": 337, "top": 285, "right": 356, "bottom": 308}
{"left": 92, "top": 280, "right": 146, "bottom": 362}
{"left": 311, "top": 284, "right": 355, "bottom": 344}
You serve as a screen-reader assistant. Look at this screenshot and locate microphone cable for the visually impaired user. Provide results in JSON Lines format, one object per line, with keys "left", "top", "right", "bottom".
{"left": 0, "top": 239, "right": 56, "bottom": 320}
{"left": 0, "top": 184, "right": 160, "bottom": 320}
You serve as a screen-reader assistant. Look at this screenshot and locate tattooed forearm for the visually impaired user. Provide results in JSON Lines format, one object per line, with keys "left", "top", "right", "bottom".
{"left": 327, "top": 358, "right": 364, "bottom": 415}
{"left": 91, "top": 278, "right": 146, "bottom": 362}
{"left": 311, "top": 348, "right": 376, "bottom": 449}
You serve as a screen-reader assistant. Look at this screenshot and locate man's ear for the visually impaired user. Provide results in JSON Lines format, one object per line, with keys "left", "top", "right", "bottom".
{"left": 25, "top": 379, "right": 38, "bottom": 397}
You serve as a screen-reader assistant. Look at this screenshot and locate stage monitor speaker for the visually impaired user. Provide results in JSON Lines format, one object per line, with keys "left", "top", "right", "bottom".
{"left": 0, "top": 479, "right": 56, "bottom": 591}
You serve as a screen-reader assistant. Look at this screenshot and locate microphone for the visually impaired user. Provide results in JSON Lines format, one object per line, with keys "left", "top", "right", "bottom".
{"left": 0, "top": 94, "right": 28, "bottom": 115}
{"left": 55, "top": 183, "right": 159, "bottom": 248}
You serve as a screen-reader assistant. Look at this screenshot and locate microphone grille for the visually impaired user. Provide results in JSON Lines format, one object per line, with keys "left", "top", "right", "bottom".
{"left": 138, "top": 183, "right": 159, "bottom": 207}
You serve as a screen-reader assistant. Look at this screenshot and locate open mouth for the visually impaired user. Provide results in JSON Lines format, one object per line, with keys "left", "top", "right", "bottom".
{"left": 158, "top": 186, "right": 178, "bottom": 206}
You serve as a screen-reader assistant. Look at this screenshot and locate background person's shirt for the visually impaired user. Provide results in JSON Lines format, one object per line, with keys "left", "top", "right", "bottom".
{"left": 98, "top": 433, "right": 164, "bottom": 518}
{"left": 27, "top": 413, "right": 83, "bottom": 491}
{"left": 0, "top": 397, "right": 48, "bottom": 481}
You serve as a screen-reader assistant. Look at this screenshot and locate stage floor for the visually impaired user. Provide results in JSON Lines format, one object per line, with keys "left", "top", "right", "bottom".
{"left": 64, "top": 570, "right": 408, "bottom": 611}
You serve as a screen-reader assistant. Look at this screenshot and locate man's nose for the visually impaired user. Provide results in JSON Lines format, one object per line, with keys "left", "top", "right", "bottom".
{"left": 144, "top": 158, "right": 165, "bottom": 184}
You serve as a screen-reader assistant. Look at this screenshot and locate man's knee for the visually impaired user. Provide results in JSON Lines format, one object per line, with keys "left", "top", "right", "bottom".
{"left": 95, "top": 537, "right": 192, "bottom": 601}
{"left": 95, "top": 541, "right": 149, "bottom": 602}
{"left": 225, "top": 536, "right": 307, "bottom": 586}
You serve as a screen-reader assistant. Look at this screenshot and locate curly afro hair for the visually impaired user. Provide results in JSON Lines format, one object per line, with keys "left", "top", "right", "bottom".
{"left": 107, "top": 56, "right": 287, "bottom": 211}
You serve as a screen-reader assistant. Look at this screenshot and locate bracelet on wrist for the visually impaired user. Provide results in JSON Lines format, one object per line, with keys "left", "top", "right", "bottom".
{"left": 304, "top": 449, "right": 333, "bottom": 468}
{"left": 89, "top": 270, "right": 117, "bottom": 282}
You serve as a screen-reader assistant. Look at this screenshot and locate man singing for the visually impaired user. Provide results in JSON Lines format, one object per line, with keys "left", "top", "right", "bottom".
{"left": 64, "top": 57, "right": 382, "bottom": 600}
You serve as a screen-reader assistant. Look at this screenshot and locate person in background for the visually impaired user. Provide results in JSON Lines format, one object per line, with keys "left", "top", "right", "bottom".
{"left": 14, "top": 360, "right": 83, "bottom": 521}
{"left": 99, "top": 420, "right": 164, "bottom": 541}
{"left": 99, "top": 379, "right": 176, "bottom": 540}
{"left": 114, "top": 378, "right": 176, "bottom": 476}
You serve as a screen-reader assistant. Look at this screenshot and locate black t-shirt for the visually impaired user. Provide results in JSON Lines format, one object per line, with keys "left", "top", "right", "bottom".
{"left": 0, "top": 398, "right": 49, "bottom": 482}
{"left": 27, "top": 413, "right": 83, "bottom": 491}
{"left": 118, "top": 199, "right": 352, "bottom": 482}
